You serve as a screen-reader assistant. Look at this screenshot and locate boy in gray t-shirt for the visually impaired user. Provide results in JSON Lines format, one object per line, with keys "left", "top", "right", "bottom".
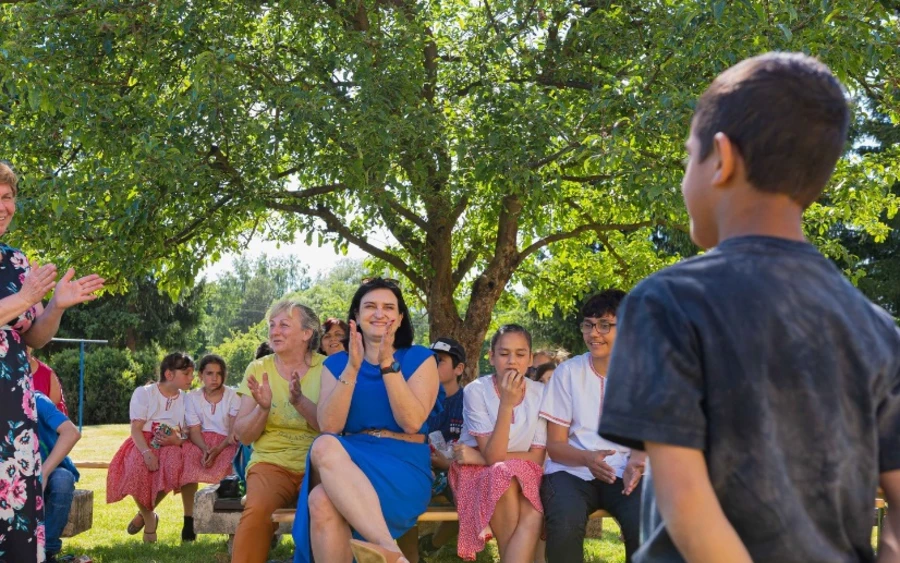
{"left": 599, "top": 52, "right": 900, "bottom": 562}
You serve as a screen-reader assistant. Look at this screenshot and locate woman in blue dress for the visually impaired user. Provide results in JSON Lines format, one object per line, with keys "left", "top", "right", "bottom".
{"left": 292, "top": 278, "right": 439, "bottom": 563}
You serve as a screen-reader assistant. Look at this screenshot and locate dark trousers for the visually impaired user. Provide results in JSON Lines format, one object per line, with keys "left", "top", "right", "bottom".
{"left": 540, "top": 471, "right": 642, "bottom": 563}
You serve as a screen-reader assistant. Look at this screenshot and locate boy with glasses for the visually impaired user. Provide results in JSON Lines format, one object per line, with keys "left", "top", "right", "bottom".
{"left": 539, "top": 290, "right": 646, "bottom": 562}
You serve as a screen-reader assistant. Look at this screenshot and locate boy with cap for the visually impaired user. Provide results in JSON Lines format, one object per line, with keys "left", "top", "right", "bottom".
{"left": 599, "top": 52, "right": 900, "bottom": 561}
{"left": 417, "top": 337, "right": 467, "bottom": 559}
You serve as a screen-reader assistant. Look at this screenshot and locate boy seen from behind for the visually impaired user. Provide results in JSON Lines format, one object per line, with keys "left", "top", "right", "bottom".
{"left": 599, "top": 52, "right": 900, "bottom": 562}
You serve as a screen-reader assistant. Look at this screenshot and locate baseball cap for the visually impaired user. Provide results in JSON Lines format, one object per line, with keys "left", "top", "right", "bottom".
{"left": 430, "top": 337, "right": 466, "bottom": 365}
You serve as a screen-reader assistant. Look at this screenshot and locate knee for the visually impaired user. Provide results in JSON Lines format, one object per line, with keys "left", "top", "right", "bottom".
{"left": 309, "top": 435, "right": 345, "bottom": 470}
{"left": 543, "top": 507, "right": 587, "bottom": 536}
{"left": 48, "top": 469, "right": 76, "bottom": 492}
{"left": 308, "top": 484, "right": 340, "bottom": 526}
{"left": 499, "top": 478, "right": 521, "bottom": 501}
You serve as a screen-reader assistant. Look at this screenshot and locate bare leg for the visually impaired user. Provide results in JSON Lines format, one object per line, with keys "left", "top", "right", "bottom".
{"left": 309, "top": 484, "right": 354, "bottom": 563}
{"left": 534, "top": 539, "right": 547, "bottom": 563}
{"left": 503, "top": 496, "right": 542, "bottom": 563}
{"left": 433, "top": 521, "right": 459, "bottom": 547}
{"left": 310, "top": 436, "right": 401, "bottom": 553}
{"left": 397, "top": 528, "right": 419, "bottom": 563}
{"left": 490, "top": 480, "right": 522, "bottom": 557}
{"left": 181, "top": 483, "right": 198, "bottom": 516}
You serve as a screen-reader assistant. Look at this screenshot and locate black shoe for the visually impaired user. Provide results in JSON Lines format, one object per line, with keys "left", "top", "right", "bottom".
{"left": 181, "top": 516, "right": 196, "bottom": 542}
{"left": 418, "top": 533, "right": 439, "bottom": 556}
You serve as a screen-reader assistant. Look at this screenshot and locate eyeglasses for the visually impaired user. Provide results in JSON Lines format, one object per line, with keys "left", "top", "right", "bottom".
{"left": 361, "top": 277, "right": 400, "bottom": 286}
{"left": 580, "top": 320, "right": 616, "bottom": 334}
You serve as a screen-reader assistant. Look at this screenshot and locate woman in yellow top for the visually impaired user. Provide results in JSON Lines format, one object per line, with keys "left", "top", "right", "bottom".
{"left": 233, "top": 298, "right": 325, "bottom": 563}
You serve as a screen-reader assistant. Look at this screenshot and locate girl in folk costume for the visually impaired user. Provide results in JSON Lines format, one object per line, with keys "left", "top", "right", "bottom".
{"left": 106, "top": 352, "right": 194, "bottom": 543}
{"left": 179, "top": 354, "right": 240, "bottom": 542}
{"left": 450, "top": 325, "right": 547, "bottom": 562}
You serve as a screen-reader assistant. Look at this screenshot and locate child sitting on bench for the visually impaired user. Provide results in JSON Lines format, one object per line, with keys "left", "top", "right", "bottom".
{"left": 35, "top": 392, "right": 81, "bottom": 563}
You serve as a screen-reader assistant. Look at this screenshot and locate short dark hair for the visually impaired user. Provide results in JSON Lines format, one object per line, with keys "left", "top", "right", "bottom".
{"left": 581, "top": 289, "right": 627, "bottom": 319}
{"left": 346, "top": 278, "right": 414, "bottom": 349}
{"left": 159, "top": 352, "right": 194, "bottom": 382}
{"left": 198, "top": 354, "right": 227, "bottom": 379}
{"left": 255, "top": 341, "right": 273, "bottom": 359}
{"left": 490, "top": 324, "right": 532, "bottom": 352}
{"left": 693, "top": 52, "right": 849, "bottom": 208}
{"left": 318, "top": 318, "right": 350, "bottom": 355}
{"left": 534, "top": 362, "right": 556, "bottom": 381}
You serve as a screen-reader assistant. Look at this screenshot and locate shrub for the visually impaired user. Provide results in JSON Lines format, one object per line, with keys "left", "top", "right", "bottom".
{"left": 50, "top": 347, "right": 141, "bottom": 425}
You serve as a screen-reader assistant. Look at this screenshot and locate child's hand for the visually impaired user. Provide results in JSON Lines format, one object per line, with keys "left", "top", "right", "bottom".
{"left": 142, "top": 450, "right": 159, "bottom": 472}
{"left": 498, "top": 369, "right": 526, "bottom": 406}
{"left": 622, "top": 456, "right": 646, "bottom": 495}
{"left": 203, "top": 446, "right": 221, "bottom": 468}
{"left": 156, "top": 431, "right": 182, "bottom": 447}
{"left": 584, "top": 449, "right": 617, "bottom": 484}
{"left": 453, "top": 443, "right": 486, "bottom": 466}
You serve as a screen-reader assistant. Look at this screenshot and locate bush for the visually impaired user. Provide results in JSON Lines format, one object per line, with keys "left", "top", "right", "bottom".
{"left": 50, "top": 347, "right": 141, "bottom": 425}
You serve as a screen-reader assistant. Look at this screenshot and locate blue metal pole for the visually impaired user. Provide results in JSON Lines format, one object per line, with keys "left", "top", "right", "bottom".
{"left": 78, "top": 341, "right": 85, "bottom": 432}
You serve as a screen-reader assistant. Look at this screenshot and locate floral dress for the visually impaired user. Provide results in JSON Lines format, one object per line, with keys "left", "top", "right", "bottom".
{"left": 0, "top": 243, "right": 44, "bottom": 563}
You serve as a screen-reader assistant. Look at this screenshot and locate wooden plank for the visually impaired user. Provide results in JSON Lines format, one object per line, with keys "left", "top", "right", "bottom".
{"left": 73, "top": 461, "right": 110, "bottom": 469}
{"left": 270, "top": 507, "right": 612, "bottom": 525}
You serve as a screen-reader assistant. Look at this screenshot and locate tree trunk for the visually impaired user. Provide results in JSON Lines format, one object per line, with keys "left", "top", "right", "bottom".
{"left": 428, "top": 297, "right": 493, "bottom": 384}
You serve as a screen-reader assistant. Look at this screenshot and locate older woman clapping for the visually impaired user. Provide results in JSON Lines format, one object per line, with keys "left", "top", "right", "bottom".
{"left": 291, "top": 278, "right": 440, "bottom": 563}
{"left": 0, "top": 162, "right": 103, "bottom": 563}
{"left": 232, "top": 298, "right": 325, "bottom": 563}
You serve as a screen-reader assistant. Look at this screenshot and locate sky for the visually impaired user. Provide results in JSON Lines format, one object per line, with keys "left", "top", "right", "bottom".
{"left": 200, "top": 237, "right": 368, "bottom": 280}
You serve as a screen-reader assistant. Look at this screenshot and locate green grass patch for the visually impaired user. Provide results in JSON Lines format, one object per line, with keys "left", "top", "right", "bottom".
{"left": 62, "top": 424, "right": 626, "bottom": 562}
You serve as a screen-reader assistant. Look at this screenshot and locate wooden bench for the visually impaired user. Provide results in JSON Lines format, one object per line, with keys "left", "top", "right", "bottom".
{"left": 271, "top": 506, "right": 612, "bottom": 524}
{"left": 60, "top": 461, "right": 111, "bottom": 537}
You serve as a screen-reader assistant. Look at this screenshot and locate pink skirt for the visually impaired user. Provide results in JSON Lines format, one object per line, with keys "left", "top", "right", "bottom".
{"left": 106, "top": 431, "right": 184, "bottom": 509}
{"left": 180, "top": 432, "right": 237, "bottom": 486}
{"left": 449, "top": 459, "right": 544, "bottom": 561}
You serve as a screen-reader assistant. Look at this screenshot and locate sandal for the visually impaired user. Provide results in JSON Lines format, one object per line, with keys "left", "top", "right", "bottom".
{"left": 349, "top": 540, "right": 409, "bottom": 563}
{"left": 143, "top": 512, "right": 159, "bottom": 544}
{"left": 126, "top": 512, "right": 145, "bottom": 535}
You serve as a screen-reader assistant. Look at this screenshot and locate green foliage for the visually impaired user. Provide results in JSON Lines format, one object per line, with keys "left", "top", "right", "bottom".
{"left": 50, "top": 347, "right": 142, "bottom": 425}
{"left": 202, "top": 254, "right": 310, "bottom": 347}
{"left": 1, "top": 1, "right": 898, "bottom": 373}
{"left": 210, "top": 320, "right": 268, "bottom": 386}
{"left": 55, "top": 276, "right": 206, "bottom": 352}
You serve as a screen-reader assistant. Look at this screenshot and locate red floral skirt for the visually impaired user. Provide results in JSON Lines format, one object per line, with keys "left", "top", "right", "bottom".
{"left": 106, "top": 432, "right": 184, "bottom": 509}
{"left": 180, "top": 431, "right": 237, "bottom": 486}
{"left": 449, "top": 459, "right": 544, "bottom": 560}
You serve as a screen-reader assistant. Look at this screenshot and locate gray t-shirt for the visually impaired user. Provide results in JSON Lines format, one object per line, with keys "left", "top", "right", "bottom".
{"left": 599, "top": 236, "right": 900, "bottom": 562}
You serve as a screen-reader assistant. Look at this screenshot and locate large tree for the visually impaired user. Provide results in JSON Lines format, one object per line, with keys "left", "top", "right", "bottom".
{"left": 1, "top": 0, "right": 898, "bottom": 378}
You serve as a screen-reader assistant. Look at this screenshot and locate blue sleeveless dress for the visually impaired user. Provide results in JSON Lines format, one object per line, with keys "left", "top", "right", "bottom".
{"left": 292, "top": 345, "right": 436, "bottom": 563}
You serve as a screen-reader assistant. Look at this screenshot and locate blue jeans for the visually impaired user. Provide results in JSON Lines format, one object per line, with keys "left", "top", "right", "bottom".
{"left": 44, "top": 467, "right": 76, "bottom": 556}
{"left": 540, "top": 471, "right": 642, "bottom": 563}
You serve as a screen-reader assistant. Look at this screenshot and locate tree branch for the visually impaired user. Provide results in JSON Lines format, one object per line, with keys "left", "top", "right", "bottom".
{"left": 266, "top": 200, "right": 427, "bottom": 292}
{"left": 267, "top": 182, "right": 347, "bottom": 199}
{"left": 527, "top": 142, "right": 581, "bottom": 170}
{"left": 517, "top": 220, "right": 657, "bottom": 261}
{"left": 452, "top": 249, "right": 479, "bottom": 287}
{"left": 166, "top": 194, "right": 235, "bottom": 246}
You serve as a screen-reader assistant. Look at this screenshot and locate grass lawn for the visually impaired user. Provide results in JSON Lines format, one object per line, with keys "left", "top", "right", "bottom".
{"left": 62, "top": 424, "right": 627, "bottom": 562}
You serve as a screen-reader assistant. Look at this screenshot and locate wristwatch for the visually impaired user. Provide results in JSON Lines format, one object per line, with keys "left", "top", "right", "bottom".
{"left": 380, "top": 360, "right": 401, "bottom": 376}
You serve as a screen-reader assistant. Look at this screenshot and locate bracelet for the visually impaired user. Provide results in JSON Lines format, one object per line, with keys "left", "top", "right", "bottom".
{"left": 338, "top": 376, "right": 356, "bottom": 386}
{"left": 140, "top": 449, "right": 151, "bottom": 455}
